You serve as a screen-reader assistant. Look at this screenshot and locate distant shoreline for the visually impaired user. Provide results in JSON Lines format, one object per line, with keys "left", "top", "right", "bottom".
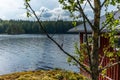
{"left": 0, "top": 33, "right": 79, "bottom": 35}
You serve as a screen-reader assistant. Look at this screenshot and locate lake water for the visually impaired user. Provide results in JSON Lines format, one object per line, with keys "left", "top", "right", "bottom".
{"left": 0, "top": 34, "right": 80, "bottom": 75}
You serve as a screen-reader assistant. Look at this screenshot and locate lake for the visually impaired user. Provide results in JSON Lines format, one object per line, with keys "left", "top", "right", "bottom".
{"left": 0, "top": 34, "right": 80, "bottom": 75}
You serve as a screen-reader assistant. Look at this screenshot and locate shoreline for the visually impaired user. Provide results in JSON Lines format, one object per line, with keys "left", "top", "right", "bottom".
{"left": 0, "top": 69, "right": 88, "bottom": 80}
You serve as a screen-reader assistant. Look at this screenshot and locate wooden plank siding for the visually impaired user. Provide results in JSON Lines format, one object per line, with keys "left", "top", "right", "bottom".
{"left": 80, "top": 33, "right": 120, "bottom": 80}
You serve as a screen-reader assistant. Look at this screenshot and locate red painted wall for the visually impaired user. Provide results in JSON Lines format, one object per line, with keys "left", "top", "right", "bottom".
{"left": 80, "top": 33, "right": 120, "bottom": 80}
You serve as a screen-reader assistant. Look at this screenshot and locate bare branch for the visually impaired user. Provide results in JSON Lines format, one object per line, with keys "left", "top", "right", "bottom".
{"left": 99, "top": 61, "right": 120, "bottom": 73}
{"left": 25, "top": 2, "right": 91, "bottom": 74}
{"left": 100, "top": 0, "right": 107, "bottom": 8}
{"left": 100, "top": 74, "right": 113, "bottom": 80}
{"left": 76, "top": 0, "right": 94, "bottom": 30}
{"left": 83, "top": 1, "right": 87, "bottom": 10}
{"left": 99, "top": 53, "right": 106, "bottom": 67}
{"left": 38, "top": 9, "right": 45, "bottom": 20}
{"left": 83, "top": 17, "right": 92, "bottom": 67}
{"left": 87, "top": 0, "right": 94, "bottom": 10}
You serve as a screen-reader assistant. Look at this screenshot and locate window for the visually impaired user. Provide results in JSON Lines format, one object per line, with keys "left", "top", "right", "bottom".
{"left": 83, "top": 34, "right": 92, "bottom": 45}
{"left": 114, "top": 36, "right": 120, "bottom": 51}
{"left": 83, "top": 34, "right": 100, "bottom": 47}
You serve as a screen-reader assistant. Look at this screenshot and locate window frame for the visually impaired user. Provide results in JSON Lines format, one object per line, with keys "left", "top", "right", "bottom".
{"left": 114, "top": 35, "right": 120, "bottom": 51}
{"left": 83, "top": 34, "right": 100, "bottom": 47}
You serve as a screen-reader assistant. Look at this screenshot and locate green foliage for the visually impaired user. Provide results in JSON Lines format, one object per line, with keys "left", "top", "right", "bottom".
{"left": 106, "top": 52, "right": 114, "bottom": 57}
{"left": 72, "top": 21, "right": 77, "bottom": 27}
{"left": 24, "top": 0, "right": 31, "bottom": 18}
{"left": 0, "top": 20, "right": 82, "bottom": 34}
{"left": 67, "top": 42, "right": 86, "bottom": 67}
{"left": 59, "top": 0, "right": 84, "bottom": 20}
{"left": 117, "top": 51, "right": 120, "bottom": 56}
{"left": 102, "top": 11, "right": 120, "bottom": 49}
{"left": 67, "top": 57, "right": 72, "bottom": 63}
{"left": 26, "top": 11, "right": 31, "bottom": 17}
{"left": 104, "top": 0, "right": 120, "bottom": 7}
{"left": 25, "top": 0, "right": 30, "bottom": 2}
{"left": 101, "top": 11, "right": 120, "bottom": 71}
{"left": 101, "top": 69, "right": 107, "bottom": 77}
{"left": 74, "top": 42, "right": 85, "bottom": 62}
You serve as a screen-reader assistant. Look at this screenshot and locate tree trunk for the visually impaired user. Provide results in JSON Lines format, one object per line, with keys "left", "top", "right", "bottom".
{"left": 91, "top": 31, "right": 99, "bottom": 80}
{"left": 90, "top": 0, "right": 101, "bottom": 80}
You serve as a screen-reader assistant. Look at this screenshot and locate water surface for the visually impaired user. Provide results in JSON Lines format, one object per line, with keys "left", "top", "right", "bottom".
{"left": 0, "top": 34, "right": 80, "bottom": 75}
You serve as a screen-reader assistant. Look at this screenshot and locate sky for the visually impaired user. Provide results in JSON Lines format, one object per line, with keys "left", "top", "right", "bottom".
{"left": 0, "top": 0, "right": 72, "bottom": 20}
{"left": 0, "top": 0, "right": 117, "bottom": 21}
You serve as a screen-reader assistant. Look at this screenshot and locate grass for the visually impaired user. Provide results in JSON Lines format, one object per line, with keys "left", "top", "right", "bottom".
{"left": 0, "top": 69, "right": 88, "bottom": 80}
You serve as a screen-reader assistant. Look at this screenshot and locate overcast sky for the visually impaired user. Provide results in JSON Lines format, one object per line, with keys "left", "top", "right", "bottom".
{"left": 0, "top": 0, "right": 117, "bottom": 20}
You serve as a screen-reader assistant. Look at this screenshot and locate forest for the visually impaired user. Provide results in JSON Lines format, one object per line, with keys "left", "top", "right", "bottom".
{"left": 0, "top": 19, "right": 82, "bottom": 34}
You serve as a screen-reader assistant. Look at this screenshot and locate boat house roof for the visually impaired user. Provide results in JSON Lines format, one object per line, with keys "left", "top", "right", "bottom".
{"left": 69, "top": 10, "right": 120, "bottom": 33}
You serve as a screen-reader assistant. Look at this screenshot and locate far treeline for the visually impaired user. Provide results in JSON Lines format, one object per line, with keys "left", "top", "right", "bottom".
{"left": 0, "top": 19, "right": 82, "bottom": 34}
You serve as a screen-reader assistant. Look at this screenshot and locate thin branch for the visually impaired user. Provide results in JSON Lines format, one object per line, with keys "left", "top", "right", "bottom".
{"left": 99, "top": 61, "right": 120, "bottom": 73}
{"left": 99, "top": 53, "right": 106, "bottom": 67}
{"left": 26, "top": 2, "right": 91, "bottom": 74}
{"left": 83, "top": 1, "right": 87, "bottom": 10}
{"left": 100, "top": 0, "right": 107, "bottom": 8}
{"left": 79, "top": 1, "right": 92, "bottom": 71}
{"left": 38, "top": 9, "right": 44, "bottom": 20}
{"left": 83, "top": 17, "right": 92, "bottom": 68}
{"left": 76, "top": 0, "right": 94, "bottom": 30}
{"left": 87, "top": 0, "right": 94, "bottom": 10}
{"left": 100, "top": 74, "right": 113, "bottom": 80}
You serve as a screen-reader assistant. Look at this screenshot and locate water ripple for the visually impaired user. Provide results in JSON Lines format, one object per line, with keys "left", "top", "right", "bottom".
{"left": 0, "top": 34, "right": 80, "bottom": 75}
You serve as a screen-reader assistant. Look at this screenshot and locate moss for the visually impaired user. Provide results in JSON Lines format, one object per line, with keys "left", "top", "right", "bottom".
{"left": 0, "top": 69, "right": 88, "bottom": 80}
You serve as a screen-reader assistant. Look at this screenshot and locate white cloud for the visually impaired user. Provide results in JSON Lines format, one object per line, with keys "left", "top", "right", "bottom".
{"left": 29, "top": 0, "right": 59, "bottom": 10}
{"left": 39, "top": 7, "right": 50, "bottom": 11}
{"left": 0, "top": 16, "right": 7, "bottom": 20}
{"left": 0, "top": 0, "right": 25, "bottom": 20}
{"left": 0, "top": 0, "right": 60, "bottom": 20}
{"left": 38, "top": 7, "right": 72, "bottom": 20}
{"left": 18, "top": 6, "right": 72, "bottom": 21}
{"left": 0, "top": 0, "right": 108, "bottom": 20}
{"left": 18, "top": 13, "right": 27, "bottom": 19}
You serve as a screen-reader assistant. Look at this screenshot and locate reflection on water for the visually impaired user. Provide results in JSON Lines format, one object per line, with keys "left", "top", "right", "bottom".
{"left": 0, "top": 34, "right": 79, "bottom": 75}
